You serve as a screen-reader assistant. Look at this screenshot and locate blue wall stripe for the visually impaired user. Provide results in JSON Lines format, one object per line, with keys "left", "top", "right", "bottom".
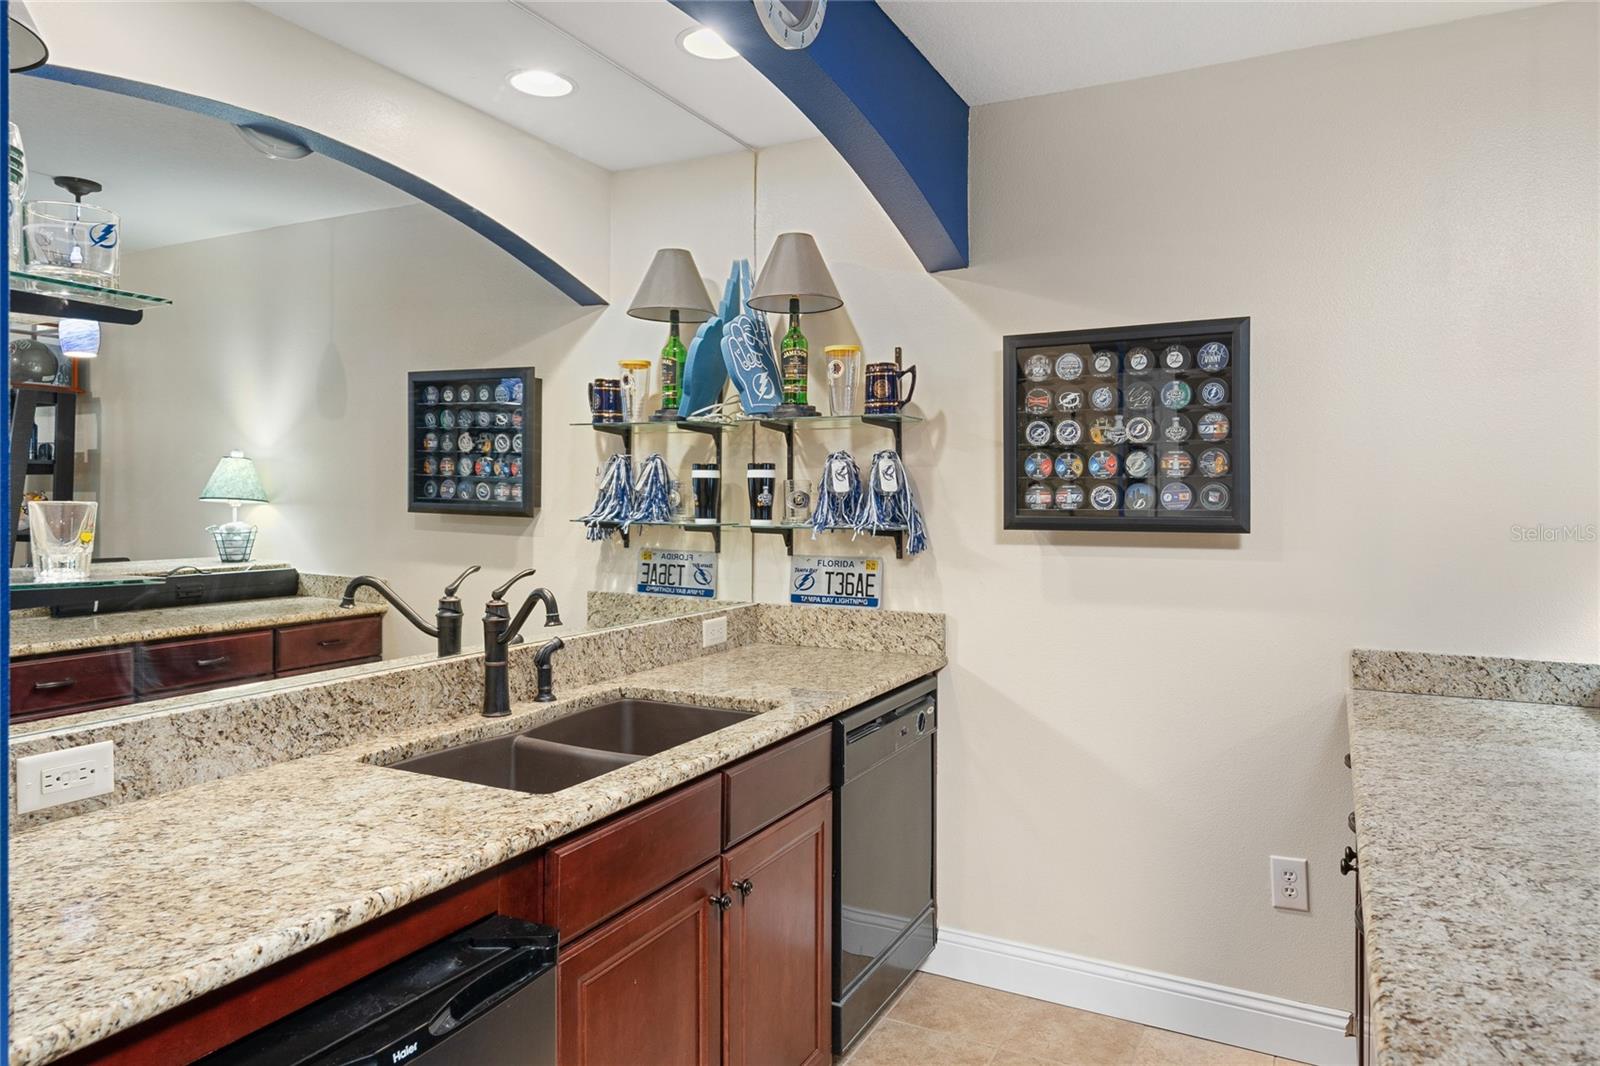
{"left": 24, "top": 66, "right": 607, "bottom": 306}
{"left": 673, "top": 0, "right": 968, "bottom": 273}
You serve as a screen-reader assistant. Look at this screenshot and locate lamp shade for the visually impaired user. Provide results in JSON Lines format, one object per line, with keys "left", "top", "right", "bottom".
{"left": 748, "top": 232, "right": 843, "bottom": 314}
{"left": 58, "top": 318, "right": 99, "bottom": 359}
{"left": 627, "top": 248, "right": 715, "bottom": 323}
{"left": 9, "top": 1, "right": 48, "bottom": 73}
{"left": 199, "top": 451, "right": 268, "bottom": 504}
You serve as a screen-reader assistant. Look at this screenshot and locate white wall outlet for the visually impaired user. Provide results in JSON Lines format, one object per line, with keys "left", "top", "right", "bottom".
{"left": 1270, "top": 855, "right": 1309, "bottom": 912}
{"left": 16, "top": 741, "right": 114, "bottom": 813}
{"left": 702, "top": 615, "right": 728, "bottom": 647}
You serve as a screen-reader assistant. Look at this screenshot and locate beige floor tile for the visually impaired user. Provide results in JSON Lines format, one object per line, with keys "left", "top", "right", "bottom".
{"left": 841, "top": 1018, "right": 999, "bottom": 1066}
{"left": 998, "top": 999, "right": 1146, "bottom": 1065}
{"left": 888, "top": 973, "right": 1033, "bottom": 1046}
{"left": 991, "top": 1052, "right": 1062, "bottom": 1066}
{"left": 1131, "top": 1028, "right": 1274, "bottom": 1065}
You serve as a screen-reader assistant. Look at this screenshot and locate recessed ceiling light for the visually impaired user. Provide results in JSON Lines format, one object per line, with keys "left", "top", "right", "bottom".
{"left": 678, "top": 26, "right": 738, "bottom": 61}
{"left": 509, "top": 69, "right": 574, "bottom": 98}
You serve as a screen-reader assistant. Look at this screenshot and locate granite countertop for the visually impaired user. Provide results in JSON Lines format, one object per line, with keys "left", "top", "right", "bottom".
{"left": 8, "top": 641, "right": 944, "bottom": 1066}
{"left": 1347, "top": 688, "right": 1600, "bottom": 1065}
{"left": 10, "top": 596, "right": 386, "bottom": 658}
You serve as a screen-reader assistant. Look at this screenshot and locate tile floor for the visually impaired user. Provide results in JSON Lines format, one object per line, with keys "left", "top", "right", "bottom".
{"left": 840, "top": 974, "right": 1312, "bottom": 1066}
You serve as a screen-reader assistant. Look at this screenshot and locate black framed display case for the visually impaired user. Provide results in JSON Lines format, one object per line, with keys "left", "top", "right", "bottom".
{"left": 1003, "top": 317, "right": 1249, "bottom": 533}
{"left": 408, "top": 367, "right": 541, "bottom": 516}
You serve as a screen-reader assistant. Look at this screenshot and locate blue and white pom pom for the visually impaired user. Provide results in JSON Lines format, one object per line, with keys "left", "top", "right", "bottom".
{"left": 628, "top": 453, "right": 675, "bottom": 525}
{"left": 811, "top": 451, "right": 865, "bottom": 535}
{"left": 582, "top": 453, "right": 633, "bottom": 540}
{"left": 855, "top": 449, "right": 929, "bottom": 555}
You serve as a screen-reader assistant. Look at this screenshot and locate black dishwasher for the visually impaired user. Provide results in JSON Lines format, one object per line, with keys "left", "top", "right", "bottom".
{"left": 833, "top": 674, "right": 938, "bottom": 1053}
{"left": 203, "top": 915, "right": 557, "bottom": 1066}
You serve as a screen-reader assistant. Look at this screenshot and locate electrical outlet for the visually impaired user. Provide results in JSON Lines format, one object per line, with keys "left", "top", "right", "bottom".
{"left": 16, "top": 741, "right": 114, "bottom": 813}
{"left": 702, "top": 615, "right": 728, "bottom": 647}
{"left": 1270, "top": 856, "right": 1309, "bottom": 912}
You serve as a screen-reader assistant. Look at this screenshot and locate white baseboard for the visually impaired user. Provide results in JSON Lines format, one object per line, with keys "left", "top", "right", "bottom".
{"left": 922, "top": 927, "right": 1355, "bottom": 1066}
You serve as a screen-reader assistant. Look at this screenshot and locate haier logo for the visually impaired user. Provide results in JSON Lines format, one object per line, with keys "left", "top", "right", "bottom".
{"left": 392, "top": 1042, "right": 420, "bottom": 1063}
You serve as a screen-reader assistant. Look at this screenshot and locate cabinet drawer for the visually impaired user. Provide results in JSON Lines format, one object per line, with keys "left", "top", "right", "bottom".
{"left": 276, "top": 616, "right": 384, "bottom": 674}
{"left": 10, "top": 647, "right": 134, "bottom": 719}
{"left": 135, "top": 631, "right": 275, "bottom": 696}
{"left": 546, "top": 776, "right": 722, "bottom": 942}
{"left": 722, "top": 726, "right": 831, "bottom": 848}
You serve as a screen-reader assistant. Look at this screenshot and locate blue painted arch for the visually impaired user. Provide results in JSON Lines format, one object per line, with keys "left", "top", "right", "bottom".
{"left": 673, "top": 0, "right": 969, "bottom": 273}
{"left": 24, "top": 65, "right": 607, "bottom": 306}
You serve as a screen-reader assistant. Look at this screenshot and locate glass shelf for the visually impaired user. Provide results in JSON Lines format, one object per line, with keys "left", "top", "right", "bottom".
{"left": 569, "top": 518, "right": 729, "bottom": 529}
{"left": 571, "top": 418, "right": 731, "bottom": 431}
{"left": 10, "top": 271, "right": 172, "bottom": 311}
{"left": 755, "top": 413, "right": 923, "bottom": 429}
{"left": 10, "top": 574, "right": 165, "bottom": 593}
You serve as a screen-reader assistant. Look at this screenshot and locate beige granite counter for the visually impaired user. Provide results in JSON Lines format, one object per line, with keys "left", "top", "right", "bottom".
{"left": 10, "top": 596, "right": 385, "bottom": 658}
{"left": 1348, "top": 668, "right": 1599, "bottom": 1064}
{"left": 8, "top": 640, "right": 944, "bottom": 1066}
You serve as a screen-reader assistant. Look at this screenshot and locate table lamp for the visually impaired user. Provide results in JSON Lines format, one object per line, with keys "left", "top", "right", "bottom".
{"left": 200, "top": 450, "right": 267, "bottom": 562}
{"left": 748, "top": 232, "right": 843, "bottom": 418}
{"left": 628, "top": 248, "right": 714, "bottom": 421}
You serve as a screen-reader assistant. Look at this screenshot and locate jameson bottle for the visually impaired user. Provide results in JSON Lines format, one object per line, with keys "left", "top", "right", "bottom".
{"left": 659, "top": 309, "right": 685, "bottom": 415}
{"left": 780, "top": 297, "right": 809, "bottom": 408}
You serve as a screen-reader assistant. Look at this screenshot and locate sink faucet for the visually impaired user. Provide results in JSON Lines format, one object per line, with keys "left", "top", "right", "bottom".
{"left": 481, "top": 572, "right": 564, "bottom": 717}
{"left": 340, "top": 565, "right": 480, "bottom": 658}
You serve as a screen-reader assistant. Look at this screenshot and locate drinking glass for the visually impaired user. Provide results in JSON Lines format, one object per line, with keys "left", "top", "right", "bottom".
{"left": 619, "top": 360, "right": 652, "bottom": 423}
{"left": 24, "top": 200, "right": 121, "bottom": 285}
{"left": 825, "top": 345, "right": 861, "bottom": 416}
{"left": 783, "top": 479, "right": 814, "bottom": 525}
{"left": 28, "top": 501, "right": 97, "bottom": 582}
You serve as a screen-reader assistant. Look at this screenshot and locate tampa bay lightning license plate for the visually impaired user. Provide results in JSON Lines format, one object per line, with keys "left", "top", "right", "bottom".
{"left": 637, "top": 549, "right": 717, "bottom": 598}
{"left": 790, "top": 556, "right": 881, "bottom": 609}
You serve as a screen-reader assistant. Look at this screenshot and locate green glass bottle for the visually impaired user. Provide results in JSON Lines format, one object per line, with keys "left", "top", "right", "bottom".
{"left": 780, "top": 298, "right": 809, "bottom": 408}
{"left": 659, "top": 321, "right": 685, "bottom": 413}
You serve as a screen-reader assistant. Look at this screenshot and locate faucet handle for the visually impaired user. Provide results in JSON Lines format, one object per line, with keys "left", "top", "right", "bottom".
{"left": 443, "top": 565, "right": 481, "bottom": 598}
{"left": 491, "top": 567, "right": 538, "bottom": 602}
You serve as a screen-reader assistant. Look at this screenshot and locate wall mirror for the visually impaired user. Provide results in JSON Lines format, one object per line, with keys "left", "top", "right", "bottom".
{"left": 6, "top": 18, "right": 775, "bottom": 730}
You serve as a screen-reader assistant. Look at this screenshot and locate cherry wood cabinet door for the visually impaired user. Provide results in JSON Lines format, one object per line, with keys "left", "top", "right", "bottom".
{"left": 722, "top": 793, "right": 832, "bottom": 1066}
{"left": 557, "top": 861, "right": 723, "bottom": 1066}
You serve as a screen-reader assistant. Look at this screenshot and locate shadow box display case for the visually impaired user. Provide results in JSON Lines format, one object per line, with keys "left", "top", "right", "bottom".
{"left": 408, "top": 367, "right": 541, "bottom": 516}
{"left": 1003, "top": 317, "right": 1249, "bottom": 533}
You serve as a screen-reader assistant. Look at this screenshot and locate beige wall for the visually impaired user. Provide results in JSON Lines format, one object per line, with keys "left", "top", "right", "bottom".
{"left": 101, "top": 150, "right": 759, "bottom": 656}
{"left": 746, "top": 3, "right": 1598, "bottom": 1009}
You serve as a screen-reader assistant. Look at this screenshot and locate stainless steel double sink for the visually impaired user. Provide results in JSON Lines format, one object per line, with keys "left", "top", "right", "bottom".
{"left": 390, "top": 699, "right": 754, "bottom": 794}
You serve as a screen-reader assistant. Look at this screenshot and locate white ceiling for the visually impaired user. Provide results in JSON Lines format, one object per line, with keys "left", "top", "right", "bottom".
{"left": 10, "top": 75, "right": 416, "bottom": 253}
{"left": 254, "top": 0, "right": 818, "bottom": 172}
{"left": 880, "top": 1, "right": 1543, "bottom": 106}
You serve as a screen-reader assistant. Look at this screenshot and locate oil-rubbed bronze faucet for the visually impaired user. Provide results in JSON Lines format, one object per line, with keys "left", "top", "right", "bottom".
{"left": 339, "top": 565, "right": 480, "bottom": 657}
{"left": 481, "top": 572, "right": 563, "bottom": 717}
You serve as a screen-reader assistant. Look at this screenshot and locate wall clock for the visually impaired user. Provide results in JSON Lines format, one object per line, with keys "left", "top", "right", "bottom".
{"left": 755, "top": 0, "right": 826, "bottom": 50}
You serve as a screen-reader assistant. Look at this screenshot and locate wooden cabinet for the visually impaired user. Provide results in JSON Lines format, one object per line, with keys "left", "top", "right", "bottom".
{"left": 9, "top": 615, "right": 384, "bottom": 722}
{"left": 723, "top": 794, "right": 832, "bottom": 1066}
{"left": 554, "top": 729, "right": 833, "bottom": 1066}
{"left": 275, "top": 616, "right": 383, "bottom": 675}
{"left": 9, "top": 647, "right": 134, "bottom": 720}
{"left": 557, "top": 862, "right": 723, "bottom": 1066}
{"left": 134, "top": 631, "right": 275, "bottom": 697}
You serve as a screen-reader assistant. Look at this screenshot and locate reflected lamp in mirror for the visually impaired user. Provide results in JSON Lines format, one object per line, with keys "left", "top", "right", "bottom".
{"left": 200, "top": 451, "right": 268, "bottom": 562}
{"left": 748, "top": 232, "right": 843, "bottom": 418}
{"left": 627, "top": 248, "right": 713, "bottom": 422}
{"left": 58, "top": 318, "right": 99, "bottom": 359}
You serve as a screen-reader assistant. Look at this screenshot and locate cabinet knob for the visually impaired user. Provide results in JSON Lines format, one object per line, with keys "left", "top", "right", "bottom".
{"left": 1340, "top": 846, "right": 1358, "bottom": 876}
{"left": 1348, "top": 811, "right": 1357, "bottom": 834}
{"left": 733, "top": 878, "right": 754, "bottom": 898}
{"left": 1344, "top": 753, "right": 1351, "bottom": 769}
{"left": 710, "top": 893, "right": 733, "bottom": 912}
